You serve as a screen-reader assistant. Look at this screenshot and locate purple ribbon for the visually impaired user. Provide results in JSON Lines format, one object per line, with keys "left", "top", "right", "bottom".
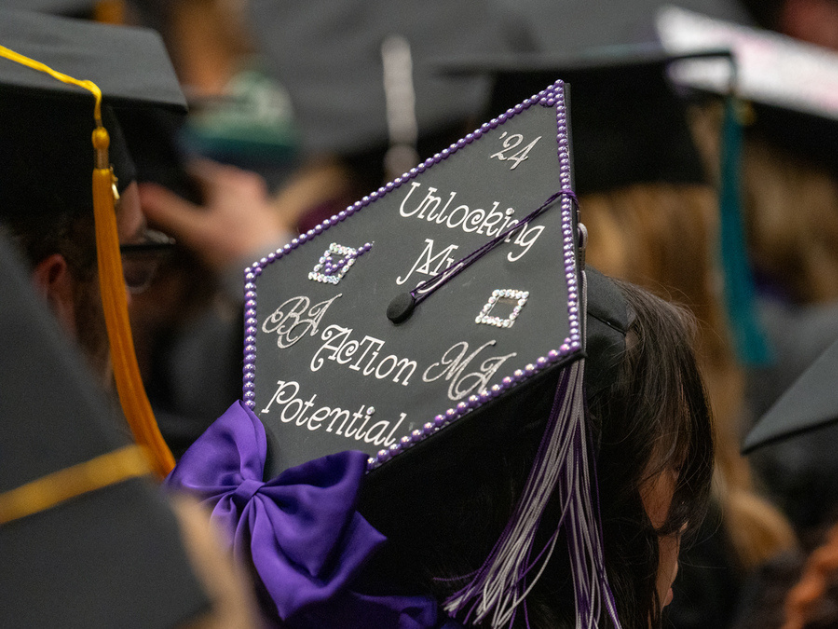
{"left": 165, "top": 401, "right": 439, "bottom": 629}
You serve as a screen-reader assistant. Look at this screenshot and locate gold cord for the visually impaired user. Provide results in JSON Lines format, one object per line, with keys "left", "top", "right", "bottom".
{"left": 0, "top": 445, "right": 150, "bottom": 525}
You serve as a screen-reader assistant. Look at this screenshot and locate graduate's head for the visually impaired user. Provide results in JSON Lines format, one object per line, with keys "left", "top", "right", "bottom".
{"left": 0, "top": 9, "right": 185, "bottom": 381}
{"left": 350, "top": 276, "right": 713, "bottom": 629}
{"left": 233, "top": 71, "right": 715, "bottom": 628}
{"left": 0, "top": 7, "right": 187, "bottom": 478}
{"left": 0, "top": 94, "right": 140, "bottom": 377}
{"left": 591, "top": 279, "right": 713, "bottom": 627}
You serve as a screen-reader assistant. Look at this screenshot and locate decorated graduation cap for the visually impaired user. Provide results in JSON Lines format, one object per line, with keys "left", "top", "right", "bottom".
{"left": 0, "top": 8, "right": 186, "bottom": 477}
{"left": 224, "top": 74, "right": 633, "bottom": 625}
{"left": 743, "top": 337, "right": 838, "bottom": 452}
{"left": 248, "top": 87, "right": 582, "bottom": 468}
{"left": 0, "top": 233, "right": 209, "bottom": 628}
{"left": 656, "top": 5, "right": 838, "bottom": 174}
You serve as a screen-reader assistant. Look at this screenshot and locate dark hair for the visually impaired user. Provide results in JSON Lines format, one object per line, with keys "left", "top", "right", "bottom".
{"left": 358, "top": 278, "right": 714, "bottom": 629}
{"left": 2, "top": 210, "right": 97, "bottom": 282}
{"left": 592, "top": 279, "right": 714, "bottom": 628}
{"left": 0, "top": 95, "right": 135, "bottom": 283}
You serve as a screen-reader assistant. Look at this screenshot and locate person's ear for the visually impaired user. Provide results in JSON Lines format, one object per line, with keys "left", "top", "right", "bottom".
{"left": 31, "top": 253, "right": 78, "bottom": 337}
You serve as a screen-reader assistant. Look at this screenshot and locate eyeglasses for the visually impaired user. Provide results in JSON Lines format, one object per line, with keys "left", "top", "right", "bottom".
{"left": 119, "top": 228, "right": 176, "bottom": 294}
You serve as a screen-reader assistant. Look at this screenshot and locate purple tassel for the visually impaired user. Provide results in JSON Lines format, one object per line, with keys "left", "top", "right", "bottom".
{"left": 443, "top": 358, "right": 621, "bottom": 628}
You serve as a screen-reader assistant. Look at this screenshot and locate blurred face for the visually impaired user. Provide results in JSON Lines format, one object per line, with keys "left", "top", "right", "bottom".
{"left": 640, "top": 467, "right": 681, "bottom": 611}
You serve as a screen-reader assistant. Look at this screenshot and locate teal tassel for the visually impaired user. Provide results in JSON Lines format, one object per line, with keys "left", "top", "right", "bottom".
{"left": 718, "top": 96, "right": 773, "bottom": 366}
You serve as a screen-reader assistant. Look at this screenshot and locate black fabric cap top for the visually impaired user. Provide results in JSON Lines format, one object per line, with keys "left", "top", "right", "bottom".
{"left": 0, "top": 8, "right": 185, "bottom": 110}
{"left": 241, "top": 79, "right": 627, "bottom": 478}
{"left": 462, "top": 52, "right": 709, "bottom": 194}
{"left": 0, "top": 234, "right": 209, "bottom": 628}
{"left": 246, "top": 0, "right": 512, "bottom": 155}
{"left": 743, "top": 337, "right": 838, "bottom": 452}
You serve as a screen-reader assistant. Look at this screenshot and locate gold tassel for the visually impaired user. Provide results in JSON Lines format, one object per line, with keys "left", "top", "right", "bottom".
{"left": 0, "top": 45, "right": 175, "bottom": 478}
{"left": 92, "top": 128, "right": 175, "bottom": 478}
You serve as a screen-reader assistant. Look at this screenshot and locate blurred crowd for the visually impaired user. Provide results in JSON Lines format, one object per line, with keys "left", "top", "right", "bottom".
{"left": 4, "top": 0, "right": 838, "bottom": 628}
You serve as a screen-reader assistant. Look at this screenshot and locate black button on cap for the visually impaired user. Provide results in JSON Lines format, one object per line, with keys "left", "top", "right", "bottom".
{"left": 387, "top": 292, "right": 415, "bottom": 324}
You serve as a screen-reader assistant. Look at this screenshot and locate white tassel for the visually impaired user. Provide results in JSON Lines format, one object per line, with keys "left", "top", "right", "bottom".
{"left": 444, "top": 271, "right": 622, "bottom": 629}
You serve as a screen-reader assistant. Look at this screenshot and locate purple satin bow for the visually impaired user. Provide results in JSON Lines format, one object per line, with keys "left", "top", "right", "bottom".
{"left": 165, "top": 401, "right": 439, "bottom": 629}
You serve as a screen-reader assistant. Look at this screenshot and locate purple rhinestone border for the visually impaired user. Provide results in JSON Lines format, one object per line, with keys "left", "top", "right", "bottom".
{"left": 240, "top": 81, "right": 582, "bottom": 472}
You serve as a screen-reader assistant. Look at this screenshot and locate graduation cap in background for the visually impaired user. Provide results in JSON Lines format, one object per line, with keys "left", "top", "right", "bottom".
{"left": 436, "top": 2, "right": 745, "bottom": 191}
{"left": 743, "top": 336, "right": 838, "bottom": 452}
{"left": 445, "top": 0, "right": 772, "bottom": 365}
{"left": 245, "top": 0, "right": 515, "bottom": 175}
{"left": 0, "top": 233, "right": 209, "bottom": 628}
{"left": 0, "top": 7, "right": 191, "bottom": 219}
{"left": 221, "top": 75, "right": 633, "bottom": 626}
{"left": 449, "top": 51, "right": 711, "bottom": 195}
{"left": 443, "top": 44, "right": 776, "bottom": 371}
{"left": 0, "top": 8, "right": 187, "bottom": 477}
{"left": 504, "top": 0, "right": 752, "bottom": 54}
{"left": 656, "top": 5, "right": 838, "bottom": 175}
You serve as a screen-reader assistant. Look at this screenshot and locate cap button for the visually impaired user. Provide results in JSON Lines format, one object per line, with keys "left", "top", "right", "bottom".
{"left": 387, "top": 292, "right": 416, "bottom": 324}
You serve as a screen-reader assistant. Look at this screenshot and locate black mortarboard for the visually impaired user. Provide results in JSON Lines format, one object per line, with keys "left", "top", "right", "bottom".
{"left": 0, "top": 233, "right": 209, "bottom": 628}
{"left": 248, "top": 87, "right": 590, "bottom": 469}
{"left": 743, "top": 337, "right": 838, "bottom": 452}
{"left": 0, "top": 8, "right": 187, "bottom": 477}
{"left": 657, "top": 5, "right": 838, "bottom": 174}
{"left": 0, "top": 8, "right": 186, "bottom": 219}
{"left": 245, "top": 0, "right": 513, "bottom": 157}
{"left": 0, "top": 8, "right": 185, "bottom": 110}
{"left": 242, "top": 80, "right": 629, "bottom": 625}
{"left": 0, "top": 96, "right": 137, "bottom": 220}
